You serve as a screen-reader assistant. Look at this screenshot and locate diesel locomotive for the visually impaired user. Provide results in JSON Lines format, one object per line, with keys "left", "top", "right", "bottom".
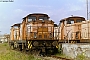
{"left": 59, "top": 16, "right": 90, "bottom": 43}
{"left": 9, "top": 13, "right": 59, "bottom": 55}
{"left": 9, "top": 13, "right": 90, "bottom": 56}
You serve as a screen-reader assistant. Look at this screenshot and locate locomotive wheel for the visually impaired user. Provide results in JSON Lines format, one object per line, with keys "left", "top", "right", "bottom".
{"left": 14, "top": 42, "right": 18, "bottom": 49}
{"left": 10, "top": 44, "right": 15, "bottom": 50}
{"left": 71, "top": 41, "right": 75, "bottom": 43}
{"left": 40, "top": 52, "right": 46, "bottom": 57}
{"left": 18, "top": 44, "right": 22, "bottom": 51}
{"left": 54, "top": 48, "right": 58, "bottom": 54}
{"left": 71, "top": 41, "right": 77, "bottom": 43}
{"left": 71, "top": 41, "right": 73, "bottom": 43}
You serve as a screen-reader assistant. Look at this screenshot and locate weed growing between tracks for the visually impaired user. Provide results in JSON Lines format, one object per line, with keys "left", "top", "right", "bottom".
{"left": 56, "top": 51, "right": 90, "bottom": 60}
{"left": 75, "top": 53, "right": 90, "bottom": 60}
{"left": 0, "top": 43, "right": 41, "bottom": 60}
{"left": 55, "top": 53, "right": 72, "bottom": 59}
{"left": 55, "top": 49, "right": 71, "bottom": 59}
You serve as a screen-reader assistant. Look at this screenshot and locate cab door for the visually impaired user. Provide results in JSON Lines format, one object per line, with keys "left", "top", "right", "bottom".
{"left": 37, "top": 27, "right": 48, "bottom": 39}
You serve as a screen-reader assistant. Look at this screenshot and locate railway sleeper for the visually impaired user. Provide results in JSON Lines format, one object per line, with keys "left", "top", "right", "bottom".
{"left": 10, "top": 43, "right": 15, "bottom": 50}
{"left": 9, "top": 42, "right": 15, "bottom": 50}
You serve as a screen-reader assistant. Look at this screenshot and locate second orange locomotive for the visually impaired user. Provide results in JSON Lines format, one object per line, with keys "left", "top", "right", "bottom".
{"left": 59, "top": 16, "right": 90, "bottom": 43}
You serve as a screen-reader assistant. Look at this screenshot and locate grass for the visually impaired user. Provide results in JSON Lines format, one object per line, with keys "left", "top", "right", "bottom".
{"left": 56, "top": 53, "right": 71, "bottom": 59}
{"left": 0, "top": 43, "right": 41, "bottom": 60}
{"left": 55, "top": 48, "right": 72, "bottom": 59}
{"left": 56, "top": 50, "right": 90, "bottom": 60}
{"left": 75, "top": 53, "right": 90, "bottom": 60}
{"left": 75, "top": 53, "right": 85, "bottom": 60}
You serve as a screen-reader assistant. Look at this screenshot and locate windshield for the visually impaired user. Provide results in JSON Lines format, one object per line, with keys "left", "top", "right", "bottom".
{"left": 28, "top": 16, "right": 36, "bottom": 22}
{"left": 39, "top": 16, "right": 48, "bottom": 20}
{"left": 67, "top": 19, "right": 74, "bottom": 24}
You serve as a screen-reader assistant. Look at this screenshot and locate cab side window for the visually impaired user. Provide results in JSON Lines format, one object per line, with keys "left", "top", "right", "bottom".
{"left": 76, "top": 19, "right": 82, "bottom": 23}
{"left": 28, "top": 16, "right": 36, "bottom": 22}
{"left": 67, "top": 19, "right": 74, "bottom": 24}
{"left": 39, "top": 17, "right": 48, "bottom": 20}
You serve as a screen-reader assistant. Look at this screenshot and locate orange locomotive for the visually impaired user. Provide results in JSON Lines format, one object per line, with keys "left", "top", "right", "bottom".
{"left": 59, "top": 16, "right": 87, "bottom": 43}
{"left": 9, "top": 13, "right": 59, "bottom": 55}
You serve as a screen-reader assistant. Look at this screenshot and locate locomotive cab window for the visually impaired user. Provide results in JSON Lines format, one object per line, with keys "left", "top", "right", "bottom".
{"left": 14, "top": 26, "right": 18, "bottom": 29}
{"left": 44, "top": 34, "right": 47, "bottom": 38}
{"left": 39, "top": 35, "right": 42, "bottom": 38}
{"left": 34, "top": 32, "right": 37, "bottom": 38}
{"left": 39, "top": 17, "right": 48, "bottom": 20}
{"left": 67, "top": 19, "right": 74, "bottom": 24}
{"left": 50, "top": 33, "right": 52, "bottom": 38}
{"left": 28, "top": 16, "right": 36, "bottom": 22}
{"left": 76, "top": 19, "right": 82, "bottom": 23}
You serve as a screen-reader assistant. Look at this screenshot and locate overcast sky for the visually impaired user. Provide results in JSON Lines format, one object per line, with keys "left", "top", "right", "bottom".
{"left": 0, "top": 0, "right": 90, "bottom": 34}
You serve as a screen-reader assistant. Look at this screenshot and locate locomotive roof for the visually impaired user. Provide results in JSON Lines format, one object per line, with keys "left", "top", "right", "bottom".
{"left": 60, "top": 16, "right": 85, "bottom": 22}
{"left": 11, "top": 23, "right": 21, "bottom": 27}
{"left": 23, "top": 13, "right": 49, "bottom": 19}
{"left": 54, "top": 24, "right": 58, "bottom": 27}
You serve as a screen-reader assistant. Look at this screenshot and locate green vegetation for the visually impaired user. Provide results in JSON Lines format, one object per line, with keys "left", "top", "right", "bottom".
{"left": 76, "top": 54, "right": 85, "bottom": 60}
{"left": 56, "top": 51, "right": 90, "bottom": 60}
{"left": 0, "top": 43, "right": 41, "bottom": 60}
{"left": 56, "top": 53, "right": 71, "bottom": 59}
{"left": 56, "top": 48, "right": 71, "bottom": 59}
{"left": 75, "top": 53, "right": 89, "bottom": 60}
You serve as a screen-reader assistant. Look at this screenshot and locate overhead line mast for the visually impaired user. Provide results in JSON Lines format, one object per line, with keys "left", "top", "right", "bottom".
{"left": 87, "top": 0, "right": 89, "bottom": 20}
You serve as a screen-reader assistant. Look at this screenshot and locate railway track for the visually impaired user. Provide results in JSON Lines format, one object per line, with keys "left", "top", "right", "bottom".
{"left": 34, "top": 54, "right": 74, "bottom": 60}
{"left": 34, "top": 55, "right": 74, "bottom": 60}
{"left": 14, "top": 48, "right": 74, "bottom": 60}
{"left": 51, "top": 55, "right": 74, "bottom": 60}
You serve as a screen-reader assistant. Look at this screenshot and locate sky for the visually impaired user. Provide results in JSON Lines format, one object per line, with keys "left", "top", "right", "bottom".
{"left": 0, "top": 0, "right": 90, "bottom": 34}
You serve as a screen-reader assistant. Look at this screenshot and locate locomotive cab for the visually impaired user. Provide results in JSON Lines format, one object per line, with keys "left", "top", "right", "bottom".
{"left": 60, "top": 16, "right": 85, "bottom": 25}
{"left": 59, "top": 16, "right": 85, "bottom": 43}
{"left": 23, "top": 13, "right": 55, "bottom": 40}
{"left": 10, "top": 23, "right": 21, "bottom": 40}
